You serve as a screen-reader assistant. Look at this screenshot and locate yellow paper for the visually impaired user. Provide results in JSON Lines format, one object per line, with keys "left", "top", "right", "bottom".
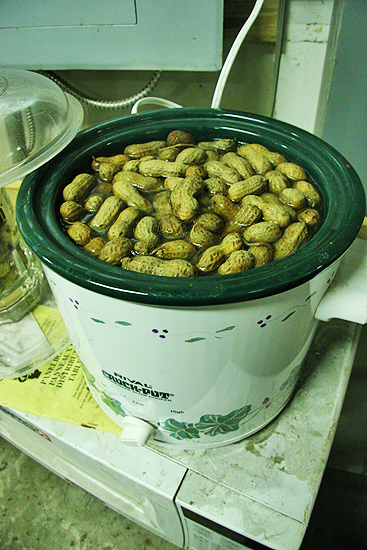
{"left": 0, "top": 344, "right": 122, "bottom": 434}
{"left": 32, "top": 303, "right": 68, "bottom": 346}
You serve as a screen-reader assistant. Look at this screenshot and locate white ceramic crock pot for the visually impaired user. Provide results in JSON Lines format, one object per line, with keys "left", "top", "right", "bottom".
{"left": 16, "top": 109, "right": 366, "bottom": 447}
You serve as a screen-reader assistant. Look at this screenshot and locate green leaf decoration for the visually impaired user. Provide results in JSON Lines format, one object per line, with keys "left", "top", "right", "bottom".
{"left": 215, "top": 325, "right": 236, "bottom": 333}
{"left": 185, "top": 337, "right": 206, "bottom": 343}
{"left": 82, "top": 367, "right": 96, "bottom": 388}
{"left": 281, "top": 311, "right": 296, "bottom": 322}
{"left": 305, "top": 291, "right": 317, "bottom": 302}
{"left": 91, "top": 318, "right": 106, "bottom": 324}
{"left": 195, "top": 404, "right": 252, "bottom": 436}
{"left": 115, "top": 321, "right": 132, "bottom": 326}
{"left": 160, "top": 404, "right": 252, "bottom": 440}
{"left": 100, "top": 392, "right": 127, "bottom": 417}
{"left": 159, "top": 418, "right": 200, "bottom": 440}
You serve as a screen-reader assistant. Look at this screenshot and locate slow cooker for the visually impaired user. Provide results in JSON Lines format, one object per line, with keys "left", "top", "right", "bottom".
{"left": 16, "top": 108, "right": 366, "bottom": 447}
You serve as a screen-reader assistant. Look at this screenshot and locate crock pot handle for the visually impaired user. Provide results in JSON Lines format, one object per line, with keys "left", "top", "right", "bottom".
{"left": 315, "top": 237, "right": 367, "bottom": 324}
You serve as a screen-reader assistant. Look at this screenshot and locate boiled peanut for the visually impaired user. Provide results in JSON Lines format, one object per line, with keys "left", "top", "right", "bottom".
{"left": 67, "top": 222, "right": 92, "bottom": 246}
{"left": 260, "top": 192, "right": 297, "bottom": 222}
{"left": 98, "top": 162, "right": 121, "bottom": 182}
{"left": 279, "top": 188, "right": 308, "bottom": 210}
{"left": 273, "top": 222, "right": 308, "bottom": 260}
{"left": 124, "top": 141, "right": 166, "bottom": 159}
{"left": 176, "top": 147, "right": 207, "bottom": 166}
{"left": 198, "top": 139, "right": 236, "bottom": 153}
{"left": 240, "top": 194, "right": 266, "bottom": 209}
{"left": 293, "top": 180, "right": 322, "bottom": 208}
{"left": 260, "top": 192, "right": 282, "bottom": 204}
{"left": 208, "top": 194, "right": 238, "bottom": 222}
{"left": 260, "top": 203, "right": 291, "bottom": 229}
{"left": 195, "top": 213, "right": 224, "bottom": 233}
{"left": 248, "top": 144, "right": 286, "bottom": 167}
{"left": 237, "top": 144, "right": 273, "bottom": 175}
{"left": 89, "top": 196, "right": 125, "bottom": 232}
{"left": 247, "top": 242, "right": 274, "bottom": 267}
{"left": 122, "top": 159, "right": 141, "bottom": 172}
{"left": 98, "top": 237, "right": 133, "bottom": 265}
{"left": 164, "top": 177, "right": 184, "bottom": 191}
{"left": 190, "top": 221, "right": 220, "bottom": 250}
{"left": 113, "top": 170, "right": 161, "bottom": 192}
{"left": 265, "top": 170, "right": 290, "bottom": 195}
{"left": 205, "top": 160, "right": 242, "bottom": 185}
{"left": 153, "top": 191, "right": 174, "bottom": 219}
{"left": 84, "top": 194, "right": 105, "bottom": 213}
{"left": 95, "top": 181, "right": 113, "bottom": 197}
{"left": 167, "top": 130, "right": 196, "bottom": 147}
{"left": 171, "top": 175, "right": 204, "bottom": 222}
{"left": 60, "top": 201, "right": 85, "bottom": 222}
{"left": 221, "top": 151, "right": 254, "bottom": 179}
{"left": 223, "top": 204, "right": 262, "bottom": 235}
{"left": 122, "top": 256, "right": 197, "bottom": 277}
{"left": 83, "top": 237, "right": 107, "bottom": 256}
{"left": 63, "top": 173, "right": 96, "bottom": 203}
{"left": 113, "top": 179, "right": 154, "bottom": 214}
{"left": 134, "top": 216, "right": 159, "bottom": 255}
{"left": 280, "top": 203, "right": 298, "bottom": 223}
{"left": 227, "top": 175, "right": 267, "bottom": 202}
{"left": 276, "top": 162, "right": 307, "bottom": 181}
{"left": 205, "top": 150, "right": 220, "bottom": 162}
{"left": 243, "top": 221, "right": 282, "bottom": 243}
{"left": 159, "top": 146, "right": 181, "bottom": 162}
{"left": 153, "top": 240, "right": 196, "bottom": 260}
{"left": 91, "top": 154, "right": 128, "bottom": 171}
{"left": 122, "top": 156, "right": 156, "bottom": 172}
{"left": 107, "top": 206, "right": 142, "bottom": 240}
{"left": 196, "top": 233, "right": 243, "bottom": 273}
{"left": 185, "top": 165, "right": 207, "bottom": 179}
{"left": 203, "top": 177, "right": 227, "bottom": 196}
{"left": 159, "top": 214, "right": 187, "bottom": 238}
{"left": 297, "top": 208, "right": 320, "bottom": 227}
{"left": 218, "top": 250, "right": 255, "bottom": 275}
{"left": 139, "top": 159, "right": 185, "bottom": 178}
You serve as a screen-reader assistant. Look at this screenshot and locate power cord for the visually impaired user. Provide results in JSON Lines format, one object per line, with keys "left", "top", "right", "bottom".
{"left": 211, "top": 0, "right": 266, "bottom": 109}
{"left": 130, "top": 0, "right": 266, "bottom": 113}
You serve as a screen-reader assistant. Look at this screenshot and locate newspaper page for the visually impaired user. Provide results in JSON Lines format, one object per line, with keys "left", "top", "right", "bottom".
{"left": 0, "top": 343, "right": 122, "bottom": 434}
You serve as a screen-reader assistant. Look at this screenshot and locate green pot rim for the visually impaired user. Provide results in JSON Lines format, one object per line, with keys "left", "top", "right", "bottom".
{"left": 16, "top": 108, "right": 366, "bottom": 307}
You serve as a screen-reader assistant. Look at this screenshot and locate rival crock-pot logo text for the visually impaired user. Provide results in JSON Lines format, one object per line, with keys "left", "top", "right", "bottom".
{"left": 102, "top": 370, "right": 174, "bottom": 401}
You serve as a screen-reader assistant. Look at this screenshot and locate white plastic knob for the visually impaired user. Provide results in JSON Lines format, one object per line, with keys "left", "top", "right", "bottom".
{"left": 120, "top": 416, "right": 157, "bottom": 446}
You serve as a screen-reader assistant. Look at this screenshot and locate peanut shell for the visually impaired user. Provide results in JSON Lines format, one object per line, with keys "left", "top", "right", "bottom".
{"left": 243, "top": 221, "right": 282, "bottom": 243}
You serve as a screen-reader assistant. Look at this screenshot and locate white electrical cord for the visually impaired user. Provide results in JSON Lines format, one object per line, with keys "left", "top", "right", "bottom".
{"left": 131, "top": 96, "right": 183, "bottom": 114}
{"left": 211, "top": 0, "right": 266, "bottom": 109}
{"left": 130, "top": 0, "right": 266, "bottom": 114}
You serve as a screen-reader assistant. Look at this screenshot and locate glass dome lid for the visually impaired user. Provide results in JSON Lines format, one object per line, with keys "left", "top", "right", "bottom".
{"left": 0, "top": 69, "right": 83, "bottom": 188}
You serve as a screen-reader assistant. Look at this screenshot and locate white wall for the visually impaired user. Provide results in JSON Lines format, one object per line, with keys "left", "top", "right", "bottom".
{"left": 273, "top": 0, "right": 335, "bottom": 133}
{"left": 56, "top": 37, "right": 276, "bottom": 130}
{"left": 320, "top": 0, "right": 367, "bottom": 196}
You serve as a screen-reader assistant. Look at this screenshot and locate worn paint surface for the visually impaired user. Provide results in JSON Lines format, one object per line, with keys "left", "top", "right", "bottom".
{"left": 274, "top": 0, "right": 335, "bottom": 132}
